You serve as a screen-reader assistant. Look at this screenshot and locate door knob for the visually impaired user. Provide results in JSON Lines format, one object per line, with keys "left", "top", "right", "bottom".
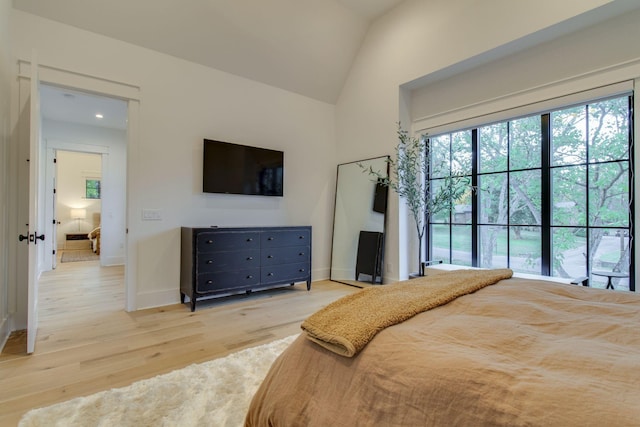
{"left": 34, "top": 232, "right": 45, "bottom": 244}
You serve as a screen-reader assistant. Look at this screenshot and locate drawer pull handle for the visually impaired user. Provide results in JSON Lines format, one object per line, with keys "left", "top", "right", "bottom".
{"left": 299, "top": 252, "right": 305, "bottom": 256}
{"left": 247, "top": 256, "right": 253, "bottom": 261}
{"left": 246, "top": 238, "right": 253, "bottom": 242}
{"left": 207, "top": 240, "right": 213, "bottom": 244}
{"left": 206, "top": 260, "right": 213, "bottom": 264}
{"left": 299, "top": 268, "right": 306, "bottom": 272}
{"left": 206, "top": 280, "right": 213, "bottom": 284}
{"left": 267, "top": 255, "right": 273, "bottom": 259}
{"left": 268, "top": 237, "right": 274, "bottom": 241}
{"left": 299, "top": 235, "right": 305, "bottom": 239}
{"left": 267, "top": 272, "right": 274, "bottom": 276}
{"left": 246, "top": 275, "right": 253, "bottom": 279}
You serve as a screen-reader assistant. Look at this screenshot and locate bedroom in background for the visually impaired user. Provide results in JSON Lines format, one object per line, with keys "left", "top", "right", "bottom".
{"left": 35, "top": 84, "right": 128, "bottom": 338}
{"left": 53, "top": 150, "right": 102, "bottom": 264}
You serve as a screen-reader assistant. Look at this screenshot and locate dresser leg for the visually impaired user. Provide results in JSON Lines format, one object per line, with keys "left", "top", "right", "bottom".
{"left": 190, "top": 298, "right": 196, "bottom": 312}
{"left": 306, "top": 280, "right": 311, "bottom": 291}
{"left": 180, "top": 292, "right": 185, "bottom": 304}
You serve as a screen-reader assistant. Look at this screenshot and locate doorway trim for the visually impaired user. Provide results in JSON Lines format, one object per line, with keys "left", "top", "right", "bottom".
{"left": 18, "top": 59, "right": 140, "bottom": 312}
{"left": 44, "top": 144, "right": 112, "bottom": 270}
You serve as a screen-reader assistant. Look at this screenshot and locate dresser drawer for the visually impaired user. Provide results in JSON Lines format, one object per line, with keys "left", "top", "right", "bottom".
{"left": 196, "top": 269, "right": 260, "bottom": 293}
{"left": 261, "top": 229, "right": 310, "bottom": 248}
{"left": 262, "top": 245, "right": 310, "bottom": 266}
{"left": 261, "top": 262, "right": 310, "bottom": 284}
{"left": 197, "top": 249, "right": 260, "bottom": 273}
{"left": 182, "top": 226, "right": 312, "bottom": 311}
{"left": 197, "top": 232, "right": 259, "bottom": 253}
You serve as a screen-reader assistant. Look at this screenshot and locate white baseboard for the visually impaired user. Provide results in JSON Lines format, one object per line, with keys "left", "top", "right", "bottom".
{"left": 313, "top": 267, "right": 330, "bottom": 281}
{"left": 102, "top": 256, "right": 124, "bottom": 266}
{"left": 383, "top": 274, "right": 400, "bottom": 284}
{"left": 135, "top": 289, "right": 179, "bottom": 310}
{"left": 0, "top": 314, "right": 12, "bottom": 353}
{"left": 135, "top": 269, "right": 333, "bottom": 311}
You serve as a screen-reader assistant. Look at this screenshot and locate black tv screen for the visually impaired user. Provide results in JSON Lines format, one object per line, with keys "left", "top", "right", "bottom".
{"left": 203, "top": 139, "right": 284, "bottom": 196}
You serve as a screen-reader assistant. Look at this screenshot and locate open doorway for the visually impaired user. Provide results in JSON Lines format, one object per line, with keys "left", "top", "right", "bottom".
{"left": 54, "top": 151, "right": 102, "bottom": 265}
{"left": 39, "top": 84, "right": 127, "bottom": 310}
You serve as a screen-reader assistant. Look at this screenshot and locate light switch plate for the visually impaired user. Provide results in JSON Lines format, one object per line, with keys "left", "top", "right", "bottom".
{"left": 142, "top": 209, "right": 162, "bottom": 221}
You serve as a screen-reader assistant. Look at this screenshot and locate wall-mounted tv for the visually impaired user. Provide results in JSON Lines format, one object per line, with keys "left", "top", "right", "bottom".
{"left": 203, "top": 139, "right": 284, "bottom": 196}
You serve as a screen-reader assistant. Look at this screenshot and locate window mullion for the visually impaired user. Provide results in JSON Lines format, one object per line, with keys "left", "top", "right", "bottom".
{"left": 585, "top": 105, "right": 591, "bottom": 279}
{"left": 471, "top": 129, "right": 478, "bottom": 267}
{"left": 541, "top": 113, "right": 551, "bottom": 276}
{"left": 629, "top": 95, "right": 635, "bottom": 292}
{"left": 506, "top": 122, "right": 511, "bottom": 269}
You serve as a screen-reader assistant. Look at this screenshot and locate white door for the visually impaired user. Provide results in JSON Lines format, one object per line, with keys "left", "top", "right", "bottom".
{"left": 20, "top": 53, "right": 42, "bottom": 354}
{"left": 52, "top": 171, "right": 58, "bottom": 270}
{"left": 45, "top": 147, "right": 58, "bottom": 270}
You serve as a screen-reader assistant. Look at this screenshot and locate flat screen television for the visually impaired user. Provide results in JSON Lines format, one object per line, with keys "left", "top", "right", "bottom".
{"left": 203, "top": 139, "right": 284, "bottom": 196}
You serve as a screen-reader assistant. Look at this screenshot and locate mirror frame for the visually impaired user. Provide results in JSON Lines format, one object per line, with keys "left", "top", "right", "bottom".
{"left": 330, "top": 156, "right": 389, "bottom": 287}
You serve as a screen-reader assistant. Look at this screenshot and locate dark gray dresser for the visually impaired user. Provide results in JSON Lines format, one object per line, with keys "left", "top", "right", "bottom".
{"left": 180, "top": 226, "right": 311, "bottom": 311}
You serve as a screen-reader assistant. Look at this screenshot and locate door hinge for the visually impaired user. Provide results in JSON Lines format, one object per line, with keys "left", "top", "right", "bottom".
{"left": 53, "top": 158, "right": 57, "bottom": 163}
{"left": 52, "top": 249, "right": 56, "bottom": 255}
{"left": 53, "top": 188, "right": 56, "bottom": 194}
{"left": 52, "top": 219, "right": 56, "bottom": 224}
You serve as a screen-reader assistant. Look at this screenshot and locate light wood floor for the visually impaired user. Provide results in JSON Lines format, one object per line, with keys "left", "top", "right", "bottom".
{"left": 0, "top": 258, "right": 359, "bottom": 426}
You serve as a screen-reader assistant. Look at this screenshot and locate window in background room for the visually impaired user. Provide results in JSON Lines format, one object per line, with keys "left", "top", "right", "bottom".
{"left": 426, "top": 95, "right": 633, "bottom": 291}
{"left": 86, "top": 179, "right": 101, "bottom": 199}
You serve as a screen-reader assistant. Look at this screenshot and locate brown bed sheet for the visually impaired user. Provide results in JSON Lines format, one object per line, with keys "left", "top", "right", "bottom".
{"left": 245, "top": 277, "right": 640, "bottom": 426}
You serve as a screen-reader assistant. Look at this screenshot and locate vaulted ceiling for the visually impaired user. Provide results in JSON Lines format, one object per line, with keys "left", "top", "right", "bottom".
{"left": 13, "top": 0, "right": 405, "bottom": 104}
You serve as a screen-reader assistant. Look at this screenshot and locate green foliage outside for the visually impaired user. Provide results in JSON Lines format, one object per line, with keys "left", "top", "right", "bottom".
{"left": 429, "top": 96, "right": 631, "bottom": 279}
{"left": 86, "top": 179, "right": 101, "bottom": 199}
{"left": 362, "top": 123, "right": 469, "bottom": 273}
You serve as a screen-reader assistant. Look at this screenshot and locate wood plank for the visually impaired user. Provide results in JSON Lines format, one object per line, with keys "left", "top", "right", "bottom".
{"left": 0, "top": 258, "right": 358, "bottom": 426}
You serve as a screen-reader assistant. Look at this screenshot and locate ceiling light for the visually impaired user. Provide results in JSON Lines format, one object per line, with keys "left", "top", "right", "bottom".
{"left": 95, "top": 113, "right": 103, "bottom": 119}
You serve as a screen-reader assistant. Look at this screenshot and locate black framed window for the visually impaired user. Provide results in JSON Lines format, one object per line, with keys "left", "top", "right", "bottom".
{"left": 426, "top": 94, "right": 634, "bottom": 291}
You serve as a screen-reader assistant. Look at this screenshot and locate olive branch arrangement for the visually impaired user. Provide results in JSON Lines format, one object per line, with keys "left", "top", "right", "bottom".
{"left": 361, "top": 123, "right": 469, "bottom": 275}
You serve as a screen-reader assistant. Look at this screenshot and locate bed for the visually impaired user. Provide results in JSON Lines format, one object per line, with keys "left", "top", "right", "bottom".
{"left": 88, "top": 226, "right": 100, "bottom": 255}
{"left": 245, "top": 269, "right": 640, "bottom": 426}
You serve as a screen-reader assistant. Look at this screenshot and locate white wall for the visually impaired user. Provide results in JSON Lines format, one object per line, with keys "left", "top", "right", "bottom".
{"left": 335, "top": 0, "right": 639, "bottom": 281}
{"left": 410, "top": 9, "right": 640, "bottom": 124}
{"left": 44, "top": 119, "right": 127, "bottom": 267}
{"left": 0, "top": 0, "right": 12, "bottom": 349}
{"left": 9, "top": 1, "right": 639, "bottom": 324}
{"left": 10, "top": 9, "right": 336, "bottom": 313}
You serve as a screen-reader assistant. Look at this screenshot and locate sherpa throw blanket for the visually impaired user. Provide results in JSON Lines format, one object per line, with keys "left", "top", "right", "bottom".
{"left": 301, "top": 268, "right": 513, "bottom": 357}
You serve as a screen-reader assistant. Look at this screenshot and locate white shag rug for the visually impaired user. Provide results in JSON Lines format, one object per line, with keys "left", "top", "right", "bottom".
{"left": 19, "top": 335, "right": 298, "bottom": 427}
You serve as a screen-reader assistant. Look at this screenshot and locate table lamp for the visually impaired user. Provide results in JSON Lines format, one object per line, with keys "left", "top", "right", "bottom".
{"left": 70, "top": 208, "right": 86, "bottom": 231}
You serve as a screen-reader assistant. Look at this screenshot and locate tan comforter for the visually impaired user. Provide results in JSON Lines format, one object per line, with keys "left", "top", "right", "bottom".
{"left": 302, "top": 269, "right": 513, "bottom": 357}
{"left": 246, "top": 276, "right": 640, "bottom": 426}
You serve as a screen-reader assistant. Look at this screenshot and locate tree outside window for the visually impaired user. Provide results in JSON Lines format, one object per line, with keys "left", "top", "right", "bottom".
{"left": 427, "top": 95, "right": 633, "bottom": 291}
{"left": 86, "top": 179, "right": 101, "bottom": 199}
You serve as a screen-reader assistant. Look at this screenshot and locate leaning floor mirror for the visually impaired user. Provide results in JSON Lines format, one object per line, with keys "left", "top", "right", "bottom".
{"left": 330, "top": 156, "right": 389, "bottom": 287}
